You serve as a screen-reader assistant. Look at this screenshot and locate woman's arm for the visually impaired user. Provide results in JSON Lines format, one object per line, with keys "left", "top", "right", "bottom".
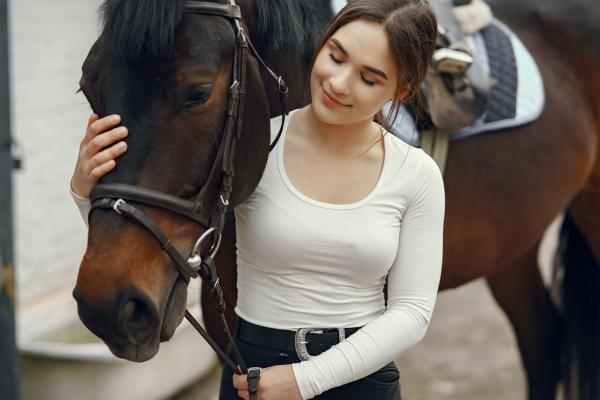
{"left": 292, "top": 155, "right": 446, "bottom": 399}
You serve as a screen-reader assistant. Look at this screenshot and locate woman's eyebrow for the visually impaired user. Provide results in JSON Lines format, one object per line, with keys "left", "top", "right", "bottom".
{"left": 330, "top": 38, "right": 389, "bottom": 81}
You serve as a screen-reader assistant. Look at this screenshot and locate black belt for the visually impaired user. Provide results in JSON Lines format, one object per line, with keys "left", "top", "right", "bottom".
{"left": 237, "top": 318, "right": 361, "bottom": 359}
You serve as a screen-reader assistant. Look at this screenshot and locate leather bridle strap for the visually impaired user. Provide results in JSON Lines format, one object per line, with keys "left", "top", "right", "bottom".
{"left": 91, "top": 197, "right": 199, "bottom": 280}
{"left": 91, "top": 183, "right": 212, "bottom": 226}
{"left": 185, "top": 2, "right": 242, "bottom": 18}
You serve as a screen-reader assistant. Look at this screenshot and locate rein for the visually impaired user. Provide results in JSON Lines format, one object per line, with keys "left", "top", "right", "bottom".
{"left": 89, "top": 1, "right": 288, "bottom": 396}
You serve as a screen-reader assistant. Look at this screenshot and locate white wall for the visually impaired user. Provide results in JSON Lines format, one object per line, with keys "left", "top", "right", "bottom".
{"left": 10, "top": 0, "right": 103, "bottom": 310}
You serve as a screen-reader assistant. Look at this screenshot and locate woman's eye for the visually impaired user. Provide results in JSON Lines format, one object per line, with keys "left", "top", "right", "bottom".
{"left": 329, "top": 53, "right": 343, "bottom": 64}
{"left": 184, "top": 84, "right": 213, "bottom": 108}
{"left": 361, "top": 75, "right": 376, "bottom": 86}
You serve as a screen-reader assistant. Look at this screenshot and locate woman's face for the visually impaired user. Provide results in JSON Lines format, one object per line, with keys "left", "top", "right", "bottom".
{"left": 310, "top": 19, "right": 401, "bottom": 126}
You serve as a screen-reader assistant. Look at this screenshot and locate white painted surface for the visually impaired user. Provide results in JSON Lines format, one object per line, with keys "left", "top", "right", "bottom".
{"left": 10, "top": 0, "right": 101, "bottom": 306}
{"left": 9, "top": 2, "right": 215, "bottom": 398}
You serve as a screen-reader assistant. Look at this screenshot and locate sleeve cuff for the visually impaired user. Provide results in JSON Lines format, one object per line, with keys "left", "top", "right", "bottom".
{"left": 291, "top": 362, "right": 318, "bottom": 400}
{"left": 70, "top": 184, "right": 91, "bottom": 226}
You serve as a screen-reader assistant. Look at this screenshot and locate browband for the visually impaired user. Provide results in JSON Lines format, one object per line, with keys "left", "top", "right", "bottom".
{"left": 184, "top": 2, "right": 242, "bottom": 19}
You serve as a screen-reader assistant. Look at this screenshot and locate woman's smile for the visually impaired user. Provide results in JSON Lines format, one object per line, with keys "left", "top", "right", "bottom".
{"left": 322, "top": 87, "right": 351, "bottom": 108}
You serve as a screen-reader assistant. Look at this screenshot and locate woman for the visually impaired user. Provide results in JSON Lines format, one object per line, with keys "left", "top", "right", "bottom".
{"left": 70, "top": 0, "right": 443, "bottom": 399}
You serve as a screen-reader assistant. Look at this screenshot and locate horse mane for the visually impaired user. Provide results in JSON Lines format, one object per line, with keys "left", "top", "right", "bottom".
{"left": 99, "top": 0, "right": 333, "bottom": 61}
{"left": 254, "top": 0, "right": 333, "bottom": 54}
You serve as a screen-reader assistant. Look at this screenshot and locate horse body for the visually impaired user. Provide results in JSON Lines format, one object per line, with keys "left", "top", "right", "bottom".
{"left": 442, "top": 11, "right": 597, "bottom": 289}
{"left": 74, "top": 0, "right": 600, "bottom": 398}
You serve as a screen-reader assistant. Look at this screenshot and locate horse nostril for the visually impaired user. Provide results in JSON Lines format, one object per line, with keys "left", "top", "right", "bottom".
{"left": 117, "top": 298, "right": 159, "bottom": 344}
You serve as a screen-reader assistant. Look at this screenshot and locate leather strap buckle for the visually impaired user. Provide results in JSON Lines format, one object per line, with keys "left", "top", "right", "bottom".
{"left": 294, "top": 327, "right": 346, "bottom": 361}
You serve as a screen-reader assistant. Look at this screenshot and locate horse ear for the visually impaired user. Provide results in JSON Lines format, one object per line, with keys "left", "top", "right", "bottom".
{"left": 228, "top": 57, "right": 271, "bottom": 207}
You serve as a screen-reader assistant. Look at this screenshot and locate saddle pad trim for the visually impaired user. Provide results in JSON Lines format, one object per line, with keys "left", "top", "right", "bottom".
{"left": 449, "top": 19, "right": 545, "bottom": 141}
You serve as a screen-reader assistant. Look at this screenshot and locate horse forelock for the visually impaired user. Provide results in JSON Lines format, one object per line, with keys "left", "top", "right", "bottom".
{"left": 99, "top": 0, "right": 332, "bottom": 60}
{"left": 99, "top": 0, "right": 186, "bottom": 61}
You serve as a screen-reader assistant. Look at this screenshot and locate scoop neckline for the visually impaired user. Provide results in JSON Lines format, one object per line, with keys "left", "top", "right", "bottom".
{"left": 277, "top": 109, "right": 389, "bottom": 210}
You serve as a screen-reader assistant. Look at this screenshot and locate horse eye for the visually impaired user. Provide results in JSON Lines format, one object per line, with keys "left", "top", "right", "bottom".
{"left": 184, "top": 84, "right": 213, "bottom": 108}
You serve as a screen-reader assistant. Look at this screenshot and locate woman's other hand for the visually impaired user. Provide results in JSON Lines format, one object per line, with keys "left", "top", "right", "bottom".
{"left": 70, "top": 113, "right": 128, "bottom": 198}
{"left": 232, "top": 364, "right": 303, "bottom": 400}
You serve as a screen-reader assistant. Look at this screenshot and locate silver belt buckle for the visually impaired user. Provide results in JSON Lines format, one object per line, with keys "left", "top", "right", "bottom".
{"left": 294, "top": 327, "right": 346, "bottom": 361}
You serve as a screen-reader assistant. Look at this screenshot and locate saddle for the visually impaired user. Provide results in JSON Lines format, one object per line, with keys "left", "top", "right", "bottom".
{"left": 424, "top": 0, "right": 493, "bottom": 132}
{"left": 420, "top": 0, "right": 494, "bottom": 171}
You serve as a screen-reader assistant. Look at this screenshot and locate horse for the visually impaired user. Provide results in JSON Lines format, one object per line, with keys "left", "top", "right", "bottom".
{"left": 72, "top": 0, "right": 600, "bottom": 399}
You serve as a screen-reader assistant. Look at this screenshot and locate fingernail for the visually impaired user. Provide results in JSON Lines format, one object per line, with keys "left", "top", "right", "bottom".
{"left": 113, "top": 115, "right": 121, "bottom": 123}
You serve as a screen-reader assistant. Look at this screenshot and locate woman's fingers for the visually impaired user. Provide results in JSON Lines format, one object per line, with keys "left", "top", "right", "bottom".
{"left": 86, "top": 126, "right": 128, "bottom": 155}
{"left": 233, "top": 373, "right": 248, "bottom": 390}
{"left": 87, "top": 113, "right": 99, "bottom": 126}
{"left": 90, "top": 159, "right": 117, "bottom": 179}
{"left": 71, "top": 114, "right": 125, "bottom": 199}
{"left": 83, "top": 114, "right": 121, "bottom": 144}
{"left": 89, "top": 140, "right": 127, "bottom": 170}
{"left": 233, "top": 373, "right": 252, "bottom": 400}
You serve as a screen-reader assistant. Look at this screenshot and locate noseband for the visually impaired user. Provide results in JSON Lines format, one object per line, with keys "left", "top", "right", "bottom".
{"left": 89, "top": 0, "right": 288, "bottom": 392}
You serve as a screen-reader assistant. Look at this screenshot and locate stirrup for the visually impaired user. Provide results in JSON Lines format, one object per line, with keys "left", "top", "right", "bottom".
{"left": 247, "top": 367, "right": 261, "bottom": 399}
{"left": 432, "top": 47, "right": 473, "bottom": 74}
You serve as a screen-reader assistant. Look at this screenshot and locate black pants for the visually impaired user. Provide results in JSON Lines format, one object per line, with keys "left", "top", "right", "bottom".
{"left": 219, "top": 320, "right": 401, "bottom": 400}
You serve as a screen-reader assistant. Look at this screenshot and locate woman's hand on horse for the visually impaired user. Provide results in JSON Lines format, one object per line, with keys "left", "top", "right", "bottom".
{"left": 232, "top": 364, "right": 303, "bottom": 400}
{"left": 70, "top": 113, "right": 128, "bottom": 198}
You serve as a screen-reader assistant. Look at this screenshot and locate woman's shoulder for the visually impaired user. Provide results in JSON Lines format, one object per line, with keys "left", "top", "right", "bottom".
{"left": 384, "top": 132, "right": 443, "bottom": 193}
{"left": 385, "top": 132, "right": 437, "bottom": 172}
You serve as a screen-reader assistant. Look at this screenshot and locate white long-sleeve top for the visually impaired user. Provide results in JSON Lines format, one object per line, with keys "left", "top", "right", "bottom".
{"left": 236, "top": 114, "right": 444, "bottom": 398}
{"left": 71, "top": 112, "right": 445, "bottom": 400}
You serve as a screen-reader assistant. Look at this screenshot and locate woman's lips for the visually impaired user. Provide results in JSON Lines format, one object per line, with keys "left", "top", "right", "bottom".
{"left": 322, "top": 89, "right": 350, "bottom": 108}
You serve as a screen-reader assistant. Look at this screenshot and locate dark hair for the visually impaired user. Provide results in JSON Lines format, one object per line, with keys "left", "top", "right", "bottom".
{"left": 100, "top": 0, "right": 332, "bottom": 62}
{"left": 311, "top": 0, "right": 437, "bottom": 128}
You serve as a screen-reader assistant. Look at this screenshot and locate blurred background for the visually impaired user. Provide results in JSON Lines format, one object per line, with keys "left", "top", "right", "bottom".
{"left": 0, "top": 0, "right": 564, "bottom": 399}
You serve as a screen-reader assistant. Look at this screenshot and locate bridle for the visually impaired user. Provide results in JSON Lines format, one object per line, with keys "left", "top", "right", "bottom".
{"left": 89, "top": 0, "right": 288, "bottom": 395}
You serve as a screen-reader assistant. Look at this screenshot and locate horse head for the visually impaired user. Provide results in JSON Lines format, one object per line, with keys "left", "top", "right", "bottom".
{"left": 73, "top": 0, "right": 270, "bottom": 361}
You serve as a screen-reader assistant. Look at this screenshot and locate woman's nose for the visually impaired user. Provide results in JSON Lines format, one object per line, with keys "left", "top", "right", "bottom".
{"left": 329, "top": 68, "right": 351, "bottom": 96}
